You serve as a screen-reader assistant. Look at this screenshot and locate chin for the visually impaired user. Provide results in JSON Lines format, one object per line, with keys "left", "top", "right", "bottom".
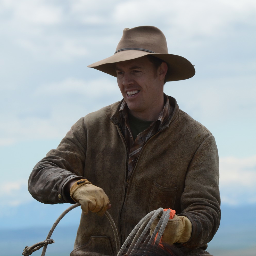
{"left": 126, "top": 103, "right": 140, "bottom": 112}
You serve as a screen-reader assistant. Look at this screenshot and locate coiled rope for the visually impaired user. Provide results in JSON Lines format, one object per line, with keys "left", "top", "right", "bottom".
{"left": 117, "top": 208, "right": 170, "bottom": 256}
{"left": 22, "top": 205, "right": 169, "bottom": 256}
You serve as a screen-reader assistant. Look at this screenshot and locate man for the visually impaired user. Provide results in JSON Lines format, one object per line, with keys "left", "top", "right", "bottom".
{"left": 28, "top": 26, "right": 220, "bottom": 256}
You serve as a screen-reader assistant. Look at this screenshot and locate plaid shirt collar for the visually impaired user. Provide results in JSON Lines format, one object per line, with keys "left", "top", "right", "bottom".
{"left": 117, "top": 93, "right": 173, "bottom": 131}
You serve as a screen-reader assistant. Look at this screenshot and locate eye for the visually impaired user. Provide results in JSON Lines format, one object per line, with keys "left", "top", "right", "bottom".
{"left": 132, "top": 70, "right": 141, "bottom": 74}
{"left": 116, "top": 71, "right": 124, "bottom": 77}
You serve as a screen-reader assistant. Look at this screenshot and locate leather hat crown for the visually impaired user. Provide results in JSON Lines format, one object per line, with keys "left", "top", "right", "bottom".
{"left": 88, "top": 26, "right": 195, "bottom": 82}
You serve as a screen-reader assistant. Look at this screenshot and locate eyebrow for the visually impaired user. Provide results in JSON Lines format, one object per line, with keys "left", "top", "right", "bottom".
{"left": 115, "top": 65, "right": 143, "bottom": 71}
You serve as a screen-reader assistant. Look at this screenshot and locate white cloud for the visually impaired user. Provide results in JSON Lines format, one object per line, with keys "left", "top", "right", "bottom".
{"left": 1, "top": 0, "right": 256, "bottom": 62}
{"left": 0, "top": 0, "right": 62, "bottom": 25}
{"left": 113, "top": 0, "right": 256, "bottom": 40}
{"left": 220, "top": 156, "right": 256, "bottom": 186}
{"left": 69, "top": 0, "right": 113, "bottom": 25}
{"left": 164, "top": 73, "right": 256, "bottom": 127}
{"left": 0, "top": 77, "right": 121, "bottom": 145}
{"left": 67, "top": 0, "right": 256, "bottom": 36}
{"left": 0, "top": 117, "right": 69, "bottom": 143}
{"left": 16, "top": 36, "right": 89, "bottom": 61}
{"left": 0, "top": 0, "right": 89, "bottom": 61}
{"left": 220, "top": 155, "right": 256, "bottom": 205}
{"left": 0, "top": 179, "right": 32, "bottom": 210}
{"left": 0, "top": 138, "right": 16, "bottom": 146}
{"left": 36, "top": 78, "right": 118, "bottom": 97}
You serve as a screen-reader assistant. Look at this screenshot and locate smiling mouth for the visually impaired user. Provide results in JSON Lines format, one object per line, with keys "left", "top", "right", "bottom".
{"left": 126, "top": 90, "right": 140, "bottom": 98}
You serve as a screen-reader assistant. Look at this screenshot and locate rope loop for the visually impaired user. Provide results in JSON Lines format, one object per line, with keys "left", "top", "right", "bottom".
{"left": 22, "top": 203, "right": 120, "bottom": 256}
{"left": 22, "top": 204, "right": 168, "bottom": 256}
{"left": 22, "top": 239, "right": 54, "bottom": 256}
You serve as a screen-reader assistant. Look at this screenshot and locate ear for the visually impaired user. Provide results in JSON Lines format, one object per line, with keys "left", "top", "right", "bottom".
{"left": 158, "top": 62, "right": 168, "bottom": 82}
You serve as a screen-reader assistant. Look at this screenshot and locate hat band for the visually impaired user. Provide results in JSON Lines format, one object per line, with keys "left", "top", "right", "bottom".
{"left": 115, "top": 48, "right": 155, "bottom": 54}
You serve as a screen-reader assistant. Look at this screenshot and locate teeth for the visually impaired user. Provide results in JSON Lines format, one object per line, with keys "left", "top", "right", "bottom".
{"left": 127, "top": 90, "right": 139, "bottom": 96}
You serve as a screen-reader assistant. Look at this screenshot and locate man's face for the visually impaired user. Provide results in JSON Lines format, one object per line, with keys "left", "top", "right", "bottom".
{"left": 115, "top": 56, "right": 166, "bottom": 121}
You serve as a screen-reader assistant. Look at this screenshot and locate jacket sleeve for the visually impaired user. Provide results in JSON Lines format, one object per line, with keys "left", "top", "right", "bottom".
{"left": 28, "top": 117, "right": 87, "bottom": 204}
{"left": 179, "top": 134, "right": 221, "bottom": 249}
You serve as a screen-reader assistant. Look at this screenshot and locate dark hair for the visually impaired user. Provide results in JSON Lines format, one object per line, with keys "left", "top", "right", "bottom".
{"left": 123, "top": 243, "right": 185, "bottom": 256}
{"left": 147, "top": 55, "right": 168, "bottom": 83}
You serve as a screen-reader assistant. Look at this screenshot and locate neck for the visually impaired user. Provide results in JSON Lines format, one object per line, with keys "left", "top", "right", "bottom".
{"left": 129, "top": 95, "right": 165, "bottom": 121}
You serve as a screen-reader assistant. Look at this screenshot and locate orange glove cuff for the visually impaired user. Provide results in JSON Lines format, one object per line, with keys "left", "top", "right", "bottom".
{"left": 163, "top": 208, "right": 176, "bottom": 219}
{"left": 70, "top": 179, "right": 92, "bottom": 202}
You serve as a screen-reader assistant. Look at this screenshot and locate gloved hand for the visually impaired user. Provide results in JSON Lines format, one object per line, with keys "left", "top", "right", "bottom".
{"left": 70, "top": 179, "right": 110, "bottom": 216}
{"left": 150, "top": 214, "right": 192, "bottom": 244}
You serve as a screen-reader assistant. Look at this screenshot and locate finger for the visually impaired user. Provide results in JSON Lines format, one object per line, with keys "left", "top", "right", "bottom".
{"left": 93, "top": 195, "right": 106, "bottom": 214}
{"left": 94, "top": 191, "right": 109, "bottom": 212}
{"left": 97, "top": 198, "right": 110, "bottom": 216}
{"left": 88, "top": 198, "right": 99, "bottom": 213}
{"left": 96, "top": 206, "right": 106, "bottom": 216}
{"left": 80, "top": 199, "right": 89, "bottom": 215}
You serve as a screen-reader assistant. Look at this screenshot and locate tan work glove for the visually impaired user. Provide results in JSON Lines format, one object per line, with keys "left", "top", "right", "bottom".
{"left": 150, "top": 215, "right": 192, "bottom": 244}
{"left": 70, "top": 179, "right": 110, "bottom": 216}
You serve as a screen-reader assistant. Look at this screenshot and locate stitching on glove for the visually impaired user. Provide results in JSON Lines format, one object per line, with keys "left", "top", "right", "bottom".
{"left": 70, "top": 179, "right": 92, "bottom": 202}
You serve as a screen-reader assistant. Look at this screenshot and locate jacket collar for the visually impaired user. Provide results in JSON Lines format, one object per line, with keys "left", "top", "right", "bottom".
{"left": 110, "top": 94, "right": 179, "bottom": 131}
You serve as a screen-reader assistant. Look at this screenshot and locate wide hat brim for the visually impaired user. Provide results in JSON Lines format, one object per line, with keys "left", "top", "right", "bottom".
{"left": 88, "top": 50, "right": 195, "bottom": 82}
{"left": 88, "top": 26, "right": 195, "bottom": 82}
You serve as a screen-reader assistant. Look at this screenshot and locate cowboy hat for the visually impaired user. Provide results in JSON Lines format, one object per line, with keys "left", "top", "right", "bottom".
{"left": 88, "top": 26, "right": 195, "bottom": 82}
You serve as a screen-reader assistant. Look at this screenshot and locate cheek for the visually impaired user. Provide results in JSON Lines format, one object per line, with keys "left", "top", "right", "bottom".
{"left": 117, "top": 82, "right": 124, "bottom": 94}
{"left": 117, "top": 80, "right": 122, "bottom": 89}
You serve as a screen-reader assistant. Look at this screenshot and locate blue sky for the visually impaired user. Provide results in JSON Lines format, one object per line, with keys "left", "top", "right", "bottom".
{"left": 0, "top": 0, "right": 256, "bottom": 233}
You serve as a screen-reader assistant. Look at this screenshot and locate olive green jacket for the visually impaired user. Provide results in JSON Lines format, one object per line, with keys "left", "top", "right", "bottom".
{"left": 28, "top": 96, "right": 220, "bottom": 256}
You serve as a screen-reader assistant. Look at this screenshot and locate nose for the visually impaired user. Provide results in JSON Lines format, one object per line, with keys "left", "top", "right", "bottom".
{"left": 121, "top": 72, "right": 134, "bottom": 86}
